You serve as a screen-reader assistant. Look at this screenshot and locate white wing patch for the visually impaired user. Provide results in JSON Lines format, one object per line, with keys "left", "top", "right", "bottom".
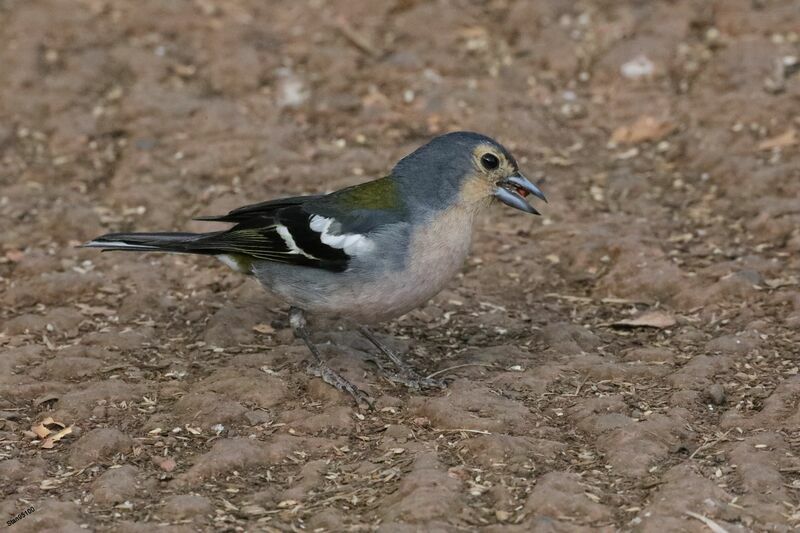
{"left": 309, "top": 215, "right": 375, "bottom": 256}
{"left": 308, "top": 215, "right": 330, "bottom": 234}
{"left": 276, "top": 224, "right": 318, "bottom": 259}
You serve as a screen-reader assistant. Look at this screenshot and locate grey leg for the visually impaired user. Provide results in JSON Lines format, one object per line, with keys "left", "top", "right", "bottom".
{"left": 290, "top": 308, "right": 373, "bottom": 409}
{"left": 358, "top": 326, "right": 446, "bottom": 391}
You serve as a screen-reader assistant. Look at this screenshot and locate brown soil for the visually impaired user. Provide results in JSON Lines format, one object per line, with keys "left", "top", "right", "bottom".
{"left": 2, "top": 1, "right": 800, "bottom": 531}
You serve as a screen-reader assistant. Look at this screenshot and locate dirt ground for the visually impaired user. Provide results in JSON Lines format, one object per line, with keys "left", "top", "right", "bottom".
{"left": 1, "top": 0, "right": 800, "bottom": 531}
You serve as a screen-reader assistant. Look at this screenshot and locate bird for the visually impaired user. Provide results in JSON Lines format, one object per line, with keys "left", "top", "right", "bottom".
{"left": 84, "top": 131, "right": 547, "bottom": 407}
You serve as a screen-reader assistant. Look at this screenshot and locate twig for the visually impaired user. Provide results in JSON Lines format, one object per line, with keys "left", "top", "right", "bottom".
{"left": 434, "top": 429, "right": 491, "bottom": 435}
{"left": 335, "top": 17, "right": 379, "bottom": 57}
{"left": 574, "top": 374, "right": 589, "bottom": 396}
{"left": 545, "top": 293, "right": 593, "bottom": 303}
{"left": 601, "top": 297, "right": 650, "bottom": 305}
{"left": 426, "top": 363, "right": 498, "bottom": 379}
{"left": 544, "top": 293, "right": 651, "bottom": 305}
{"left": 689, "top": 429, "right": 732, "bottom": 460}
{"left": 684, "top": 511, "right": 730, "bottom": 533}
{"left": 639, "top": 480, "right": 665, "bottom": 490}
{"left": 238, "top": 344, "right": 275, "bottom": 350}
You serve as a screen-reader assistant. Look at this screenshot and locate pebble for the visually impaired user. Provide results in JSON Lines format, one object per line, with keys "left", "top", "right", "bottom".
{"left": 706, "top": 384, "right": 726, "bottom": 405}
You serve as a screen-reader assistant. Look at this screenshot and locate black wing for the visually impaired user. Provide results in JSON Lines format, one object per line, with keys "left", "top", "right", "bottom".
{"left": 190, "top": 199, "right": 349, "bottom": 272}
{"left": 193, "top": 178, "right": 408, "bottom": 273}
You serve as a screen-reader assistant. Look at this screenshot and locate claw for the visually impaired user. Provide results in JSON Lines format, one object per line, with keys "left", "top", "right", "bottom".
{"left": 309, "top": 363, "right": 374, "bottom": 409}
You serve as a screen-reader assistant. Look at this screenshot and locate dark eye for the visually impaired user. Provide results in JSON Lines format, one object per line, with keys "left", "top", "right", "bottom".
{"left": 480, "top": 153, "right": 500, "bottom": 170}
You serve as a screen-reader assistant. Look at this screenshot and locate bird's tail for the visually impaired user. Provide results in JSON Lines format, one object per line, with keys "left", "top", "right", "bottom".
{"left": 81, "top": 232, "right": 219, "bottom": 254}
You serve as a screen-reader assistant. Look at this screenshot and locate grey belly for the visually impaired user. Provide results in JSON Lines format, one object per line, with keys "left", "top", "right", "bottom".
{"left": 251, "top": 262, "right": 454, "bottom": 323}
{"left": 253, "top": 238, "right": 472, "bottom": 323}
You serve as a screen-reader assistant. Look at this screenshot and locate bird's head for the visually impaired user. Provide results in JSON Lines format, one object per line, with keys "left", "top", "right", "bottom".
{"left": 392, "top": 131, "right": 547, "bottom": 215}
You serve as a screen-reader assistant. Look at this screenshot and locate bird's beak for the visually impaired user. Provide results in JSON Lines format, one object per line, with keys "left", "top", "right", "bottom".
{"left": 494, "top": 173, "right": 548, "bottom": 215}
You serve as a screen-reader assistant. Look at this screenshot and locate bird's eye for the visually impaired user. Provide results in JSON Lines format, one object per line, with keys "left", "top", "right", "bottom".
{"left": 480, "top": 153, "right": 500, "bottom": 170}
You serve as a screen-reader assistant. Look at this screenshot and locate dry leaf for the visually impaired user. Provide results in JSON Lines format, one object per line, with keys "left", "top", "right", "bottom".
{"left": 41, "top": 425, "right": 72, "bottom": 449}
{"left": 31, "top": 418, "right": 55, "bottom": 439}
{"left": 277, "top": 499, "right": 298, "bottom": 508}
{"left": 252, "top": 323, "right": 275, "bottom": 334}
{"left": 613, "top": 311, "right": 677, "bottom": 329}
{"left": 31, "top": 416, "right": 66, "bottom": 439}
{"left": 758, "top": 128, "right": 797, "bottom": 151}
{"left": 40, "top": 479, "right": 61, "bottom": 490}
{"left": 612, "top": 116, "right": 675, "bottom": 145}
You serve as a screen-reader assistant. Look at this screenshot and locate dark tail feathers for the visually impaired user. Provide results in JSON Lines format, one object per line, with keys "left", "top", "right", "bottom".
{"left": 81, "top": 232, "right": 219, "bottom": 254}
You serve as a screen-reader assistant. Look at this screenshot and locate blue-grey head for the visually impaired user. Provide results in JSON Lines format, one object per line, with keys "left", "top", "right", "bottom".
{"left": 391, "top": 131, "right": 547, "bottom": 215}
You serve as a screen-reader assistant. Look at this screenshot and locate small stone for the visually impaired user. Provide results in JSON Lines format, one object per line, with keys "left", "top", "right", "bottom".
{"left": 620, "top": 54, "right": 655, "bottom": 79}
{"left": 69, "top": 428, "right": 133, "bottom": 468}
{"left": 162, "top": 494, "right": 213, "bottom": 520}
{"left": 152, "top": 455, "right": 177, "bottom": 472}
{"left": 706, "top": 384, "right": 726, "bottom": 405}
{"left": 92, "top": 465, "right": 139, "bottom": 504}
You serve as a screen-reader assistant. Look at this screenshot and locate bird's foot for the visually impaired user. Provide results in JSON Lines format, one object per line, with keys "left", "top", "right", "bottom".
{"left": 292, "top": 307, "right": 374, "bottom": 409}
{"left": 351, "top": 353, "right": 445, "bottom": 391}
{"left": 356, "top": 326, "right": 447, "bottom": 391}
{"left": 308, "top": 363, "right": 374, "bottom": 410}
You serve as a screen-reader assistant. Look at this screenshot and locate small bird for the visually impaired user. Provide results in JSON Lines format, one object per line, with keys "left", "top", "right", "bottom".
{"left": 84, "top": 131, "right": 547, "bottom": 407}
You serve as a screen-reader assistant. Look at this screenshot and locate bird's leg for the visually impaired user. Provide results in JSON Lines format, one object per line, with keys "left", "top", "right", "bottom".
{"left": 289, "top": 307, "right": 373, "bottom": 409}
{"left": 357, "top": 325, "right": 446, "bottom": 391}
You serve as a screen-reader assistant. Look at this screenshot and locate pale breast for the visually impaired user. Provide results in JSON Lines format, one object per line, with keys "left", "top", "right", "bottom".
{"left": 331, "top": 207, "right": 477, "bottom": 322}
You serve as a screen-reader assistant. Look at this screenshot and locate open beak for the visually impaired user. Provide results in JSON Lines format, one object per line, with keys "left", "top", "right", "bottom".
{"left": 494, "top": 173, "right": 548, "bottom": 215}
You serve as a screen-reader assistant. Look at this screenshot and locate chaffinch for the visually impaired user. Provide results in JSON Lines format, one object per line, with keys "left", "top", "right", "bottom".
{"left": 85, "top": 131, "right": 547, "bottom": 407}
